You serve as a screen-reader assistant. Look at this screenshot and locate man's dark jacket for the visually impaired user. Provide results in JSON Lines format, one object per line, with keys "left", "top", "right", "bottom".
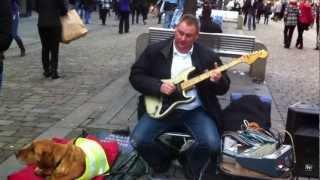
{"left": 129, "top": 39, "right": 230, "bottom": 130}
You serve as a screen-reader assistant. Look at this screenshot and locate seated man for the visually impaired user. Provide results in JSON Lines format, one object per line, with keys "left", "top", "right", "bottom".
{"left": 129, "top": 14, "right": 230, "bottom": 179}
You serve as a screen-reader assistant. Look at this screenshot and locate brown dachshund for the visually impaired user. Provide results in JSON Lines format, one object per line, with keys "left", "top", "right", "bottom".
{"left": 16, "top": 139, "right": 86, "bottom": 180}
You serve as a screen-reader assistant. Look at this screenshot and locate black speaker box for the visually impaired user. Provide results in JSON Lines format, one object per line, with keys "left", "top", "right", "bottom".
{"left": 285, "top": 103, "right": 319, "bottom": 178}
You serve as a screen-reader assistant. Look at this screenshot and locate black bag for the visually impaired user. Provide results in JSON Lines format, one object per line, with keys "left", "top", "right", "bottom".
{"left": 221, "top": 95, "right": 271, "bottom": 132}
{"left": 106, "top": 150, "right": 150, "bottom": 180}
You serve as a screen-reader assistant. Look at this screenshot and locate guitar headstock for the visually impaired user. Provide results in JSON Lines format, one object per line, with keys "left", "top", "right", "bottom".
{"left": 241, "top": 50, "right": 268, "bottom": 64}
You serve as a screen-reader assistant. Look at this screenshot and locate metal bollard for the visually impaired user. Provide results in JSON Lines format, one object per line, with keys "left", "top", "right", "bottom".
{"left": 237, "top": 14, "right": 243, "bottom": 29}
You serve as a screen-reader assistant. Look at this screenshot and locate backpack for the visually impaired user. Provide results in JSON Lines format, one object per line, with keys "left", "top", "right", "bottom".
{"left": 106, "top": 150, "right": 151, "bottom": 180}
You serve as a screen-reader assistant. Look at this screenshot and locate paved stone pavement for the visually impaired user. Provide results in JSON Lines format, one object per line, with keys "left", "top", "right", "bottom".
{"left": 0, "top": 12, "right": 318, "bottom": 179}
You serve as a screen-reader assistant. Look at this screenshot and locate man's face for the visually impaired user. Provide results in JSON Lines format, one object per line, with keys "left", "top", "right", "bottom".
{"left": 174, "top": 21, "right": 199, "bottom": 53}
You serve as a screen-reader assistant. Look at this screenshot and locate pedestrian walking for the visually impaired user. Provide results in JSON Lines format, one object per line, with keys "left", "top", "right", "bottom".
{"left": 10, "top": 0, "right": 25, "bottom": 57}
{"left": 314, "top": 1, "right": 319, "bottom": 50}
{"left": 98, "top": 0, "right": 112, "bottom": 25}
{"left": 283, "top": 0, "right": 299, "bottom": 48}
{"left": 83, "top": 0, "right": 96, "bottom": 24}
{"left": 296, "top": 0, "right": 314, "bottom": 49}
{"left": 118, "top": 0, "right": 130, "bottom": 34}
{"left": 256, "top": 0, "right": 265, "bottom": 24}
{"left": 264, "top": 1, "right": 272, "bottom": 24}
{"left": 243, "top": 0, "right": 257, "bottom": 30}
{"left": 0, "top": 0, "right": 13, "bottom": 90}
{"left": 272, "top": 0, "right": 282, "bottom": 21}
{"left": 156, "top": 0, "right": 164, "bottom": 24}
{"left": 34, "top": 0, "right": 68, "bottom": 79}
{"left": 200, "top": 0, "right": 222, "bottom": 33}
{"left": 163, "top": 0, "right": 178, "bottom": 28}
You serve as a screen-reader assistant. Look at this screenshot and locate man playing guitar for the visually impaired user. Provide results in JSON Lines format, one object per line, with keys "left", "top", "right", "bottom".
{"left": 129, "top": 14, "right": 230, "bottom": 179}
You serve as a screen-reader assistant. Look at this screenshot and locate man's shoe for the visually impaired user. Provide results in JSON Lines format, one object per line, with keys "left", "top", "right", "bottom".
{"left": 314, "top": 47, "right": 319, "bottom": 50}
{"left": 51, "top": 73, "right": 60, "bottom": 79}
{"left": 43, "top": 71, "right": 51, "bottom": 78}
{"left": 20, "top": 49, "right": 26, "bottom": 57}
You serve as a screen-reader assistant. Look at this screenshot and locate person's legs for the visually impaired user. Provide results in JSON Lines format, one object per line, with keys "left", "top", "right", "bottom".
{"left": 163, "top": 10, "right": 174, "bottom": 28}
{"left": 119, "top": 11, "right": 124, "bottom": 33}
{"left": 180, "top": 108, "right": 220, "bottom": 179}
{"left": 252, "top": 14, "right": 256, "bottom": 30}
{"left": 316, "top": 22, "right": 319, "bottom": 49}
{"left": 84, "top": 9, "right": 91, "bottom": 24}
{"left": 296, "top": 23, "right": 304, "bottom": 49}
{"left": 284, "top": 25, "right": 289, "bottom": 47}
{"left": 38, "top": 27, "right": 51, "bottom": 77}
{"left": 247, "top": 14, "right": 252, "bottom": 30}
{"left": 12, "top": 15, "right": 25, "bottom": 56}
{"left": 124, "top": 12, "right": 130, "bottom": 33}
{"left": 130, "top": 113, "right": 177, "bottom": 173}
{"left": 101, "top": 9, "right": 107, "bottom": 25}
{"left": 287, "top": 25, "right": 295, "bottom": 48}
{"left": 131, "top": 8, "right": 135, "bottom": 24}
{"left": 49, "top": 27, "right": 61, "bottom": 79}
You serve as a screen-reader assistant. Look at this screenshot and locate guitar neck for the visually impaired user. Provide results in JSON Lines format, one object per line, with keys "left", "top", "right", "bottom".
{"left": 180, "top": 59, "right": 242, "bottom": 91}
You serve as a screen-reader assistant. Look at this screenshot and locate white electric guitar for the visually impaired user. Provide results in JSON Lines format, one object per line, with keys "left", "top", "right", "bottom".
{"left": 144, "top": 50, "right": 268, "bottom": 119}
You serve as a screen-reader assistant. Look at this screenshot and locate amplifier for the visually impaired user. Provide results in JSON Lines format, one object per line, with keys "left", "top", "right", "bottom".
{"left": 285, "top": 102, "right": 319, "bottom": 178}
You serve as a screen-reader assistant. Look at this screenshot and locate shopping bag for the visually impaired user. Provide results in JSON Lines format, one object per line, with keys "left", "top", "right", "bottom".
{"left": 60, "top": 9, "right": 88, "bottom": 43}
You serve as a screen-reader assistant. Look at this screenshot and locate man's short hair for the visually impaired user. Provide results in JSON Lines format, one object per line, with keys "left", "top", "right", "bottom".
{"left": 177, "top": 14, "right": 200, "bottom": 32}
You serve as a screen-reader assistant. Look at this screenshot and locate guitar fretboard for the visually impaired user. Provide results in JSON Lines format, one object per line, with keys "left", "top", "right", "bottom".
{"left": 180, "top": 59, "right": 242, "bottom": 91}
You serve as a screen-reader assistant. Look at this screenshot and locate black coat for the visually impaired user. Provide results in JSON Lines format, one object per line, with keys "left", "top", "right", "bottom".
{"left": 0, "top": 0, "right": 12, "bottom": 51}
{"left": 129, "top": 39, "right": 230, "bottom": 129}
{"left": 34, "top": 0, "right": 68, "bottom": 27}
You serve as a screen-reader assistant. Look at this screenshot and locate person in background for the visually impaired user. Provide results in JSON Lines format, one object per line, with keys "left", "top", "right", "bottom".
{"left": 131, "top": 0, "right": 140, "bottom": 24}
{"left": 83, "top": 0, "right": 96, "bottom": 24}
{"left": 0, "top": 0, "right": 13, "bottom": 91}
{"left": 99, "top": 0, "right": 112, "bottom": 25}
{"left": 169, "top": 0, "right": 185, "bottom": 28}
{"left": 156, "top": 0, "right": 164, "bottom": 24}
{"left": 264, "top": 1, "right": 272, "bottom": 24}
{"left": 129, "top": 14, "right": 230, "bottom": 180}
{"left": 118, "top": 0, "right": 130, "bottom": 34}
{"left": 243, "top": 0, "right": 257, "bottom": 30}
{"left": 200, "top": 0, "right": 222, "bottom": 33}
{"left": 10, "top": 0, "right": 25, "bottom": 57}
{"left": 314, "top": 0, "right": 319, "bottom": 50}
{"left": 296, "top": 0, "right": 314, "bottom": 49}
{"left": 256, "top": 0, "right": 265, "bottom": 24}
{"left": 34, "top": 0, "right": 68, "bottom": 79}
{"left": 283, "top": 0, "right": 299, "bottom": 48}
{"left": 163, "top": 0, "right": 178, "bottom": 28}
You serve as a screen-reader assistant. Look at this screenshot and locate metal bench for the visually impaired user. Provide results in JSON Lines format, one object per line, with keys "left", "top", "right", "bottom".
{"left": 136, "top": 27, "right": 268, "bottom": 82}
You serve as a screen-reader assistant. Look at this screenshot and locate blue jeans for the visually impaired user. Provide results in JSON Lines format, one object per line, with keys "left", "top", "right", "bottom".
{"left": 130, "top": 107, "right": 221, "bottom": 178}
{"left": 163, "top": 10, "right": 175, "bottom": 28}
{"left": 247, "top": 14, "right": 256, "bottom": 30}
{"left": 84, "top": 10, "right": 92, "bottom": 24}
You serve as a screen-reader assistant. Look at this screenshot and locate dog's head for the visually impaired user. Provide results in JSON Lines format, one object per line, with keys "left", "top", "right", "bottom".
{"left": 16, "top": 139, "right": 71, "bottom": 176}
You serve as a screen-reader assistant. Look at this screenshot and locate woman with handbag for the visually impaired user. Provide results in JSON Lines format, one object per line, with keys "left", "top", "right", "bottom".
{"left": 34, "top": 0, "right": 68, "bottom": 79}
